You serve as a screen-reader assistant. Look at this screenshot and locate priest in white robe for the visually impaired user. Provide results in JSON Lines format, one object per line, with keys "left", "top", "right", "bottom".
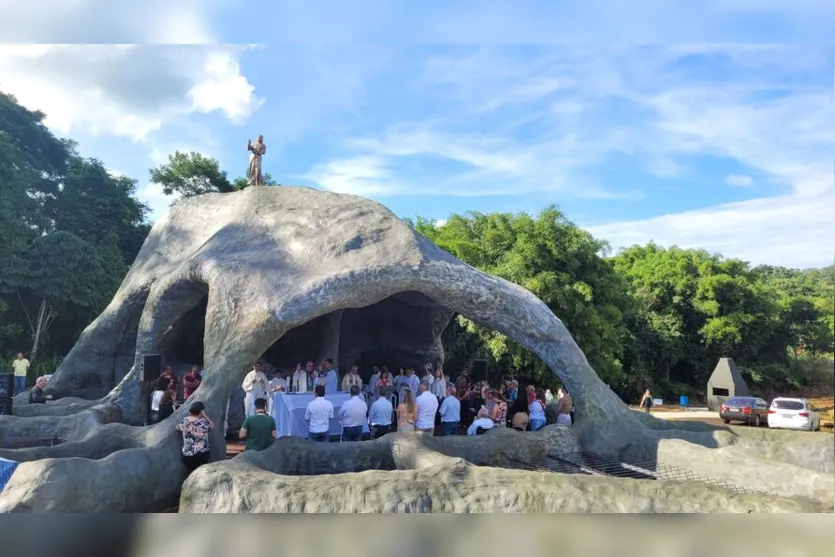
{"left": 291, "top": 364, "right": 308, "bottom": 393}
{"left": 242, "top": 362, "right": 269, "bottom": 417}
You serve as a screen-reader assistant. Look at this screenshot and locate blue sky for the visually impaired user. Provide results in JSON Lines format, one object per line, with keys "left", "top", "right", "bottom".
{"left": 1, "top": 2, "right": 833, "bottom": 268}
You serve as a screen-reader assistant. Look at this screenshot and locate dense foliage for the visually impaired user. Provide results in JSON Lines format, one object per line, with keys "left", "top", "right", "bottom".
{"left": 1, "top": 91, "right": 831, "bottom": 400}
{"left": 413, "top": 215, "right": 833, "bottom": 401}
{"left": 0, "top": 92, "right": 149, "bottom": 372}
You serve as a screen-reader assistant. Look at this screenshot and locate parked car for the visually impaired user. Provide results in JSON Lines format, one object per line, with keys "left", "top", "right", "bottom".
{"left": 719, "top": 396, "right": 769, "bottom": 426}
{"left": 767, "top": 398, "right": 821, "bottom": 431}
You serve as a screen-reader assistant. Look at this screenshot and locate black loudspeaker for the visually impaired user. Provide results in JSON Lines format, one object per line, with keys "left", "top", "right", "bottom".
{"left": 0, "top": 373, "right": 12, "bottom": 398}
{"left": 0, "top": 397, "right": 12, "bottom": 416}
{"left": 472, "top": 359, "right": 488, "bottom": 382}
{"left": 139, "top": 354, "right": 162, "bottom": 382}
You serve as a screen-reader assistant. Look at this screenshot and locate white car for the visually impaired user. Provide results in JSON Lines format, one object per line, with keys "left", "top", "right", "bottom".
{"left": 767, "top": 398, "right": 821, "bottom": 431}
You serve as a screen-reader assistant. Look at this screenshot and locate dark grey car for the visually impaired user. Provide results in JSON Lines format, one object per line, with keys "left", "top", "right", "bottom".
{"left": 719, "top": 396, "right": 769, "bottom": 426}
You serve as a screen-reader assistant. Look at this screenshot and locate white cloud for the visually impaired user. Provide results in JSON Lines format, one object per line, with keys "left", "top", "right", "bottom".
{"left": 0, "top": 45, "right": 262, "bottom": 142}
{"left": 586, "top": 191, "right": 834, "bottom": 268}
{"left": 434, "top": 219, "right": 448, "bottom": 227}
{"left": 303, "top": 156, "right": 402, "bottom": 197}
{"left": 725, "top": 174, "right": 754, "bottom": 187}
{"left": 307, "top": 47, "right": 832, "bottom": 204}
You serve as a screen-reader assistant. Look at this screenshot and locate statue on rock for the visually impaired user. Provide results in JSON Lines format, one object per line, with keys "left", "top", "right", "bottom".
{"left": 246, "top": 134, "right": 267, "bottom": 186}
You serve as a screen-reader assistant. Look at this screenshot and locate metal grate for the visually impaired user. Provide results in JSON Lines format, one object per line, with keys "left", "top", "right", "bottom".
{"left": 507, "top": 450, "right": 754, "bottom": 495}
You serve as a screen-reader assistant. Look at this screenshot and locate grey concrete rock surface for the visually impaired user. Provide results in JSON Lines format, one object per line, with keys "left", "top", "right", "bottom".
{"left": 180, "top": 430, "right": 825, "bottom": 513}
{"left": 0, "top": 186, "right": 832, "bottom": 512}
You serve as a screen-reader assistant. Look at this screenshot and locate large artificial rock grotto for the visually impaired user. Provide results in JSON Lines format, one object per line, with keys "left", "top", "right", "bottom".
{"left": 0, "top": 186, "right": 832, "bottom": 513}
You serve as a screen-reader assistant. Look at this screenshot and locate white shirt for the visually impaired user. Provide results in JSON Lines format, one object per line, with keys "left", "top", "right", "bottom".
{"left": 339, "top": 395, "right": 368, "bottom": 428}
{"left": 305, "top": 396, "right": 334, "bottom": 433}
{"left": 242, "top": 370, "right": 269, "bottom": 399}
{"left": 270, "top": 377, "right": 287, "bottom": 392}
{"left": 291, "top": 371, "right": 308, "bottom": 393}
{"left": 467, "top": 417, "right": 494, "bottom": 436}
{"left": 422, "top": 373, "right": 434, "bottom": 385}
{"left": 368, "top": 396, "right": 393, "bottom": 426}
{"left": 439, "top": 395, "right": 461, "bottom": 423}
{"left": 415, "top": 391, "right": 439, "bottom": 429}
{"left": 430, "top": 377, "right": 448, "bottom": 398}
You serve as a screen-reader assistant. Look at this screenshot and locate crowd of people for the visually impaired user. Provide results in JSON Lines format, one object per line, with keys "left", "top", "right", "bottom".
{"left": 238, "top": 360, "right": 576, "bottom": 443}
{"left": 172, "top": 359, "right": 576, "bottom": 473}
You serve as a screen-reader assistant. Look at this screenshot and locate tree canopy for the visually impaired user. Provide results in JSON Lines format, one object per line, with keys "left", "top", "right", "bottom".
{"left": 0, "top": 91, "right": 149, "bottom": 368}
{"left": 410, "top": 207, "right": 632, "bottom": 388}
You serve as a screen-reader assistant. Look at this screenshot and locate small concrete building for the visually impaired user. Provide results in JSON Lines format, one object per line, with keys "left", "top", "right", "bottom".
{"left": 706, "top": 357, "right": 749, "bottom": 411}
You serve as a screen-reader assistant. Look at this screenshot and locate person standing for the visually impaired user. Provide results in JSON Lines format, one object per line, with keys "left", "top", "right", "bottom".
{"left": 367, "top": 366, "right": 381, "bottom": 398}
{"left": 155, "top": 366, "right": 178, "bottom": 394}
{"left": 239, "top": 397, "right": 277, "bottom": 451}
{"left": 11, "top": 352, "right": 29, "bottom": 396}
{"left": 368, "top": 386, "right": 394, "bottom": 438}
{"left": 555, "top": 388, "right": 573, "bottom": 426}
{"left": 341, "top": 365, "right": 363, "bottom": 392}
{"left": 438, "top": 385, "right": 461, "bottom": 436}
{"left": 304, "top": 385, "right": 334, "bottom": 442}
{"left": 241, "top": 362, "right": 269, "bottom": 417}
{"left": 415, "top": 381, "right": 439, "bottom": 433}
{"left": 182, "top": 365, "right": 202, "bottom": 400}
{"left": 339, "top": 385, "right": 367, "bottom": 441}
{"left": 430, "top": 367, "right": 448, "bottom": 401}
{"left": 639, "top": 389, "right": 654, "bottom": 414}
{"left": 322, "top": 358, "right": 339, "bottom": 393}
{"left": 291, "top": 363, "right": 309, "bottom": 393}
{"left": 529, "top": 389, "right": 547, "bottom": 431}
{"left": 396, "top": 389, "right": 417, "bottom": 432}
{"left": 175, "top": 401, "right": 214, "bottom": 473}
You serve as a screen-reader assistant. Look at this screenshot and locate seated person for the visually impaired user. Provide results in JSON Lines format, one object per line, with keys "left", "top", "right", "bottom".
{"left": 28, "top": 376, "right": 52, "bottom": 404}
{"left": 467, "top": 416, "right": 495, "bottom": 436}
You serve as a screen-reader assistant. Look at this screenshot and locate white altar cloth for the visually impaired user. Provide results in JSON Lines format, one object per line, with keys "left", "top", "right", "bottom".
{"left": 271, "top": 392, "right": 369, "bottom": 438}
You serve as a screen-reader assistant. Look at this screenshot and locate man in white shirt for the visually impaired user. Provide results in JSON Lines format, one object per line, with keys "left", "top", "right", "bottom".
{"left": 341, "top": 364, "right": 363, "bottom": 392}
{"left": 439, "top": 385, "right": 461, "bottom": 436}
{"left": 415, "top": 381, "right": 439, "bottom": 433}
{"left": 304, "top": 385, "right": 334, "bottom": 442}
{"left": 339, "top": 385, "right": 367, "bottom": 441}
{"left": 12, "top": 352, "right": 30, "bottom": 396}
{"left": 322, "top": 358, "right": 339, "bottom": 393}
{"left": 368, "top": 385, "right": 393, "bottom": 439}
{"left": 291, "top": 363, "right": 309, "bottom": 393}
{"left": 467, "top": 416, "right": 494, "bottom": 436}
{"left": 241, "top": 362, "right": 269, "bottom": 416}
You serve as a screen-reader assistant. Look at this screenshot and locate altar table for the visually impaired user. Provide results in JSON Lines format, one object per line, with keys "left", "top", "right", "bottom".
{"left": 271, "top": 392, "right": 369, "bottom": 438}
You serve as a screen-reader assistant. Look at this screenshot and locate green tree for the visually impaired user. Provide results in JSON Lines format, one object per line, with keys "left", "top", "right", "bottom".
{"left": 0, "top": 90, "right": 151, "bottom": 363}
{"left": 8, "top": 232, "right": 113, "bottom": 361}
{"left": 149, "top": 150, "right": 278, "bottom": 198}
{"left": 409, "top": 206, "right": 631, "bottom": 388}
